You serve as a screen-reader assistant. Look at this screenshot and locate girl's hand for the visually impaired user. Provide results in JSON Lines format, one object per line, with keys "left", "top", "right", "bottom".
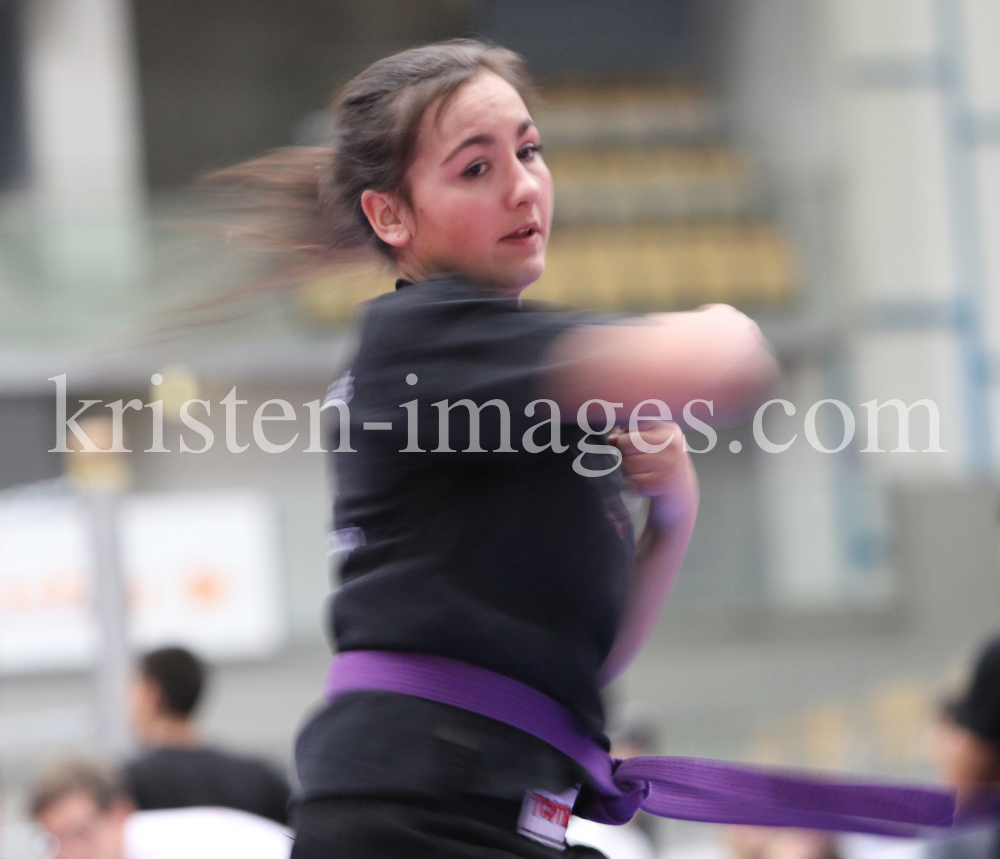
{"left": 609, "top": 421, "right": 698, "bottom": 529}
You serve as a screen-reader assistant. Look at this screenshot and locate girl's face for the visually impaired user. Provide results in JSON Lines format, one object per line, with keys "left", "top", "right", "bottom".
{"left": 363, "top": 72, "right": 553, "bottom": 296}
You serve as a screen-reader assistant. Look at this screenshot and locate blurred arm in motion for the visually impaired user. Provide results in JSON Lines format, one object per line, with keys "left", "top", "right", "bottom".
{"left": 541, "top": 303, "right": 779, "bottom": 426}
{"left": 540, "top": 304, "right": 779, "bottom": 684}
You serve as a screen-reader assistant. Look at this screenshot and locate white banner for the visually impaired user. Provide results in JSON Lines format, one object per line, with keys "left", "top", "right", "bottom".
{"left": 0, "top": 489, "right": 284, "bottom": 673}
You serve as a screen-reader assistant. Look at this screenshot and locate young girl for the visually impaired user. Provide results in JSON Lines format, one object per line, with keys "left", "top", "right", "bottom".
{"left": 223, "top": 39, "right": 776, "bottom": 859}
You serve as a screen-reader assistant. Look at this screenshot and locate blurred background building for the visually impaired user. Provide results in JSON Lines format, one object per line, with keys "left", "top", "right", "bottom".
{"left": 1, "top": 0, "right": 999, "bottom": 856}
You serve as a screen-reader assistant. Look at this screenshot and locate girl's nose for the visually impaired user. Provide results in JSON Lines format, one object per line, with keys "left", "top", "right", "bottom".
{"left": 508, "top": 160, "right": 542, "bottom": 208}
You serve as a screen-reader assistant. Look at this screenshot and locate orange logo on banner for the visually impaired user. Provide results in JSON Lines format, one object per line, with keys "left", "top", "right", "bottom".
{"left": 0, "top": 571, "right": 88, "bottom": 612}
{"left": 183, "top": 567, "right": 228, "bottom": 609}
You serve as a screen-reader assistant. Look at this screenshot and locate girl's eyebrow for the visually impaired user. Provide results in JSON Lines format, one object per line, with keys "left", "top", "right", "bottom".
{"left": 440, "top": 119, "right": 536, "bottom": 166}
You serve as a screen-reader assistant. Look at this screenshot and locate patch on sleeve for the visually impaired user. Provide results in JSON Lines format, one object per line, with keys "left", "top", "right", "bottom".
{"left": 326, "top": 526, "right": 365, "bottom": 557}
{"left": 323, "top": 372, "right": 354, "bottom": 408}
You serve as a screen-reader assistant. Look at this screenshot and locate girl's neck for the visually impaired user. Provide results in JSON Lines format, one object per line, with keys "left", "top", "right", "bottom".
{"left": 395, "top": 263, "right": 526, "bottom": 299}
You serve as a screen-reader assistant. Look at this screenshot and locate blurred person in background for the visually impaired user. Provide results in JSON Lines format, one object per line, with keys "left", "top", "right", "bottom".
{"left": 126, "top": 647, "right": 290, "bottom": 825}
{"left": 30, "top": 759, "right": 291, "bottom": 859}
{"left": 726, "top": 827, "right": 839, "bottom": 859}
{"left": 929, "top": 634, "right": 1000, "bottom": 859}
{"left": 217, "top": 38, "right": 774, "bottom": 859}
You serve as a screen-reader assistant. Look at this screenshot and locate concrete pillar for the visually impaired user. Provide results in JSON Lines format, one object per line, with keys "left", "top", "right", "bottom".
{"left": 22, "top": 0, "right": 143, "bottom": 216}
{"left": 18, "top": 0, "right": 145, "bottom": 757}
{"left": 87, "top": 490, "right": 132, "bottom": 759}
{"left": 20, "top": 0, "right": 146, "bottom": 296}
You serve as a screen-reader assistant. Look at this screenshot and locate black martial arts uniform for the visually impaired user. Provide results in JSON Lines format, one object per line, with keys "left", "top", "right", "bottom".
{"left": 293, "top": 274, "right": 635, "bottom": 858}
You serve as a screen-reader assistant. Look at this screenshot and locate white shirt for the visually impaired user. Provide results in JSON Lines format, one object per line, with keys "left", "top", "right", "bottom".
{"left": 566, "top": 816, "right": 658, "bottom": 859}
{"left": 124, "top": 807, "right": 293, "bottom": 859}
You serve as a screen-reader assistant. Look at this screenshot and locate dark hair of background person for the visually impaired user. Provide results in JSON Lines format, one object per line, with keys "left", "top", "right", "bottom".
{"left": 946, "top": 635, "right": 1000, "bottom": 744}
{"left": 30, "top": 759, "right": 129, "bottom": 819}
{"left": 207, "top": 38, "right": 535, "bottom": 271}
{"left": 139, "top": 647, "right": 205, "bottom": 718}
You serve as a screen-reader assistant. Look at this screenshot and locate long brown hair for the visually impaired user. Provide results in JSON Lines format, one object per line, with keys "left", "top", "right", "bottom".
{"left": 209, "top": 40, "right": 535, "bottom": 270}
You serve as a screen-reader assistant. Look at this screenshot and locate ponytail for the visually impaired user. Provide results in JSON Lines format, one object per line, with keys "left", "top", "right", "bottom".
{"left": 206, "top": 146, "right": 368, "bottom": 264}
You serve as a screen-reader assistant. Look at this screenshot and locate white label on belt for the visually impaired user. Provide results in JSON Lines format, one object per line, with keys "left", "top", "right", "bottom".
{"left": 517, "top": 786, "right": 580, "bottom": 848}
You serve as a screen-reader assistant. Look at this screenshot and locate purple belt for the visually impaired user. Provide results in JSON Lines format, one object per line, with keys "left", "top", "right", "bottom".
{"left": 325, "top": 650, "right": 976, "bottom": 835}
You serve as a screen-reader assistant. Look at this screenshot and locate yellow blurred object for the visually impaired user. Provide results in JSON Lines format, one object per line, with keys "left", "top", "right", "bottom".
{"left": 547, "top": 145, "right": 746, "bottom": 183}
{"left": 802, "top": 703, "right": 851, "bottom": 770}
{"left": 64, "top": 415, "right": 133, "bottom": 492}
{"left": 297, "top": 261, "right": 393, "bottom": 326}
{"left": 529, "top": 83, "right": 797, "bottom": 311}
{"left": 747, "top": 721, "right": 791, "bottom": 767}
{"left": 546, "top": 145, "right": 754, "bottom": 224}
{"left": 533, "top": 222, "right": 796, "bottom": 311}
{"left": 534, "top": 83, "right": 717, "bottom": 146}
{"left": 151, "top": 365, "right": 200, "bottom": 423}
{"left": 869, "top": 682, "right": 934, "bottom": 769}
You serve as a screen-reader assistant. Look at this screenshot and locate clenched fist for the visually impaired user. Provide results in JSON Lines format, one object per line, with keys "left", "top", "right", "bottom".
{"left": 609, "top": 421, "right": 697, "bottom": 529}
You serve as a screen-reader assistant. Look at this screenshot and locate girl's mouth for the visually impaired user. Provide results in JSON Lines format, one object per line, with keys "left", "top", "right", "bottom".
{"left": 502, "top": 224, "right": 541, "bottom": 241}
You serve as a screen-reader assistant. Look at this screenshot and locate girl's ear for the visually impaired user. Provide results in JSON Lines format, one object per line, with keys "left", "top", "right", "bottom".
{"left": 361, "top": 190, "right": 412, "bottom": 248}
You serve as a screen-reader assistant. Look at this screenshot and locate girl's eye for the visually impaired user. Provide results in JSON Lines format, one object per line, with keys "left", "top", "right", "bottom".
{"left": 518, "top": 143, "right": 542, "bottom": 161}
{"left": 462, "top": 160, "right": 488, "bottom": 178}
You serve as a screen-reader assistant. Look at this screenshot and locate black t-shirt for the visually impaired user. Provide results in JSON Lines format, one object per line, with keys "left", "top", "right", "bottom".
{"left": 126, "top": 747, "right": 291, "bottom": 824}
{"left": 296, "top": 274, "right": 635, "bottom": 804}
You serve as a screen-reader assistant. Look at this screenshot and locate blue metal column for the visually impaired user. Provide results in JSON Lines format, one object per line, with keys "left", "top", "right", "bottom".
{"left": 933, "top": 0, "right": 994, "bottom": 476}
